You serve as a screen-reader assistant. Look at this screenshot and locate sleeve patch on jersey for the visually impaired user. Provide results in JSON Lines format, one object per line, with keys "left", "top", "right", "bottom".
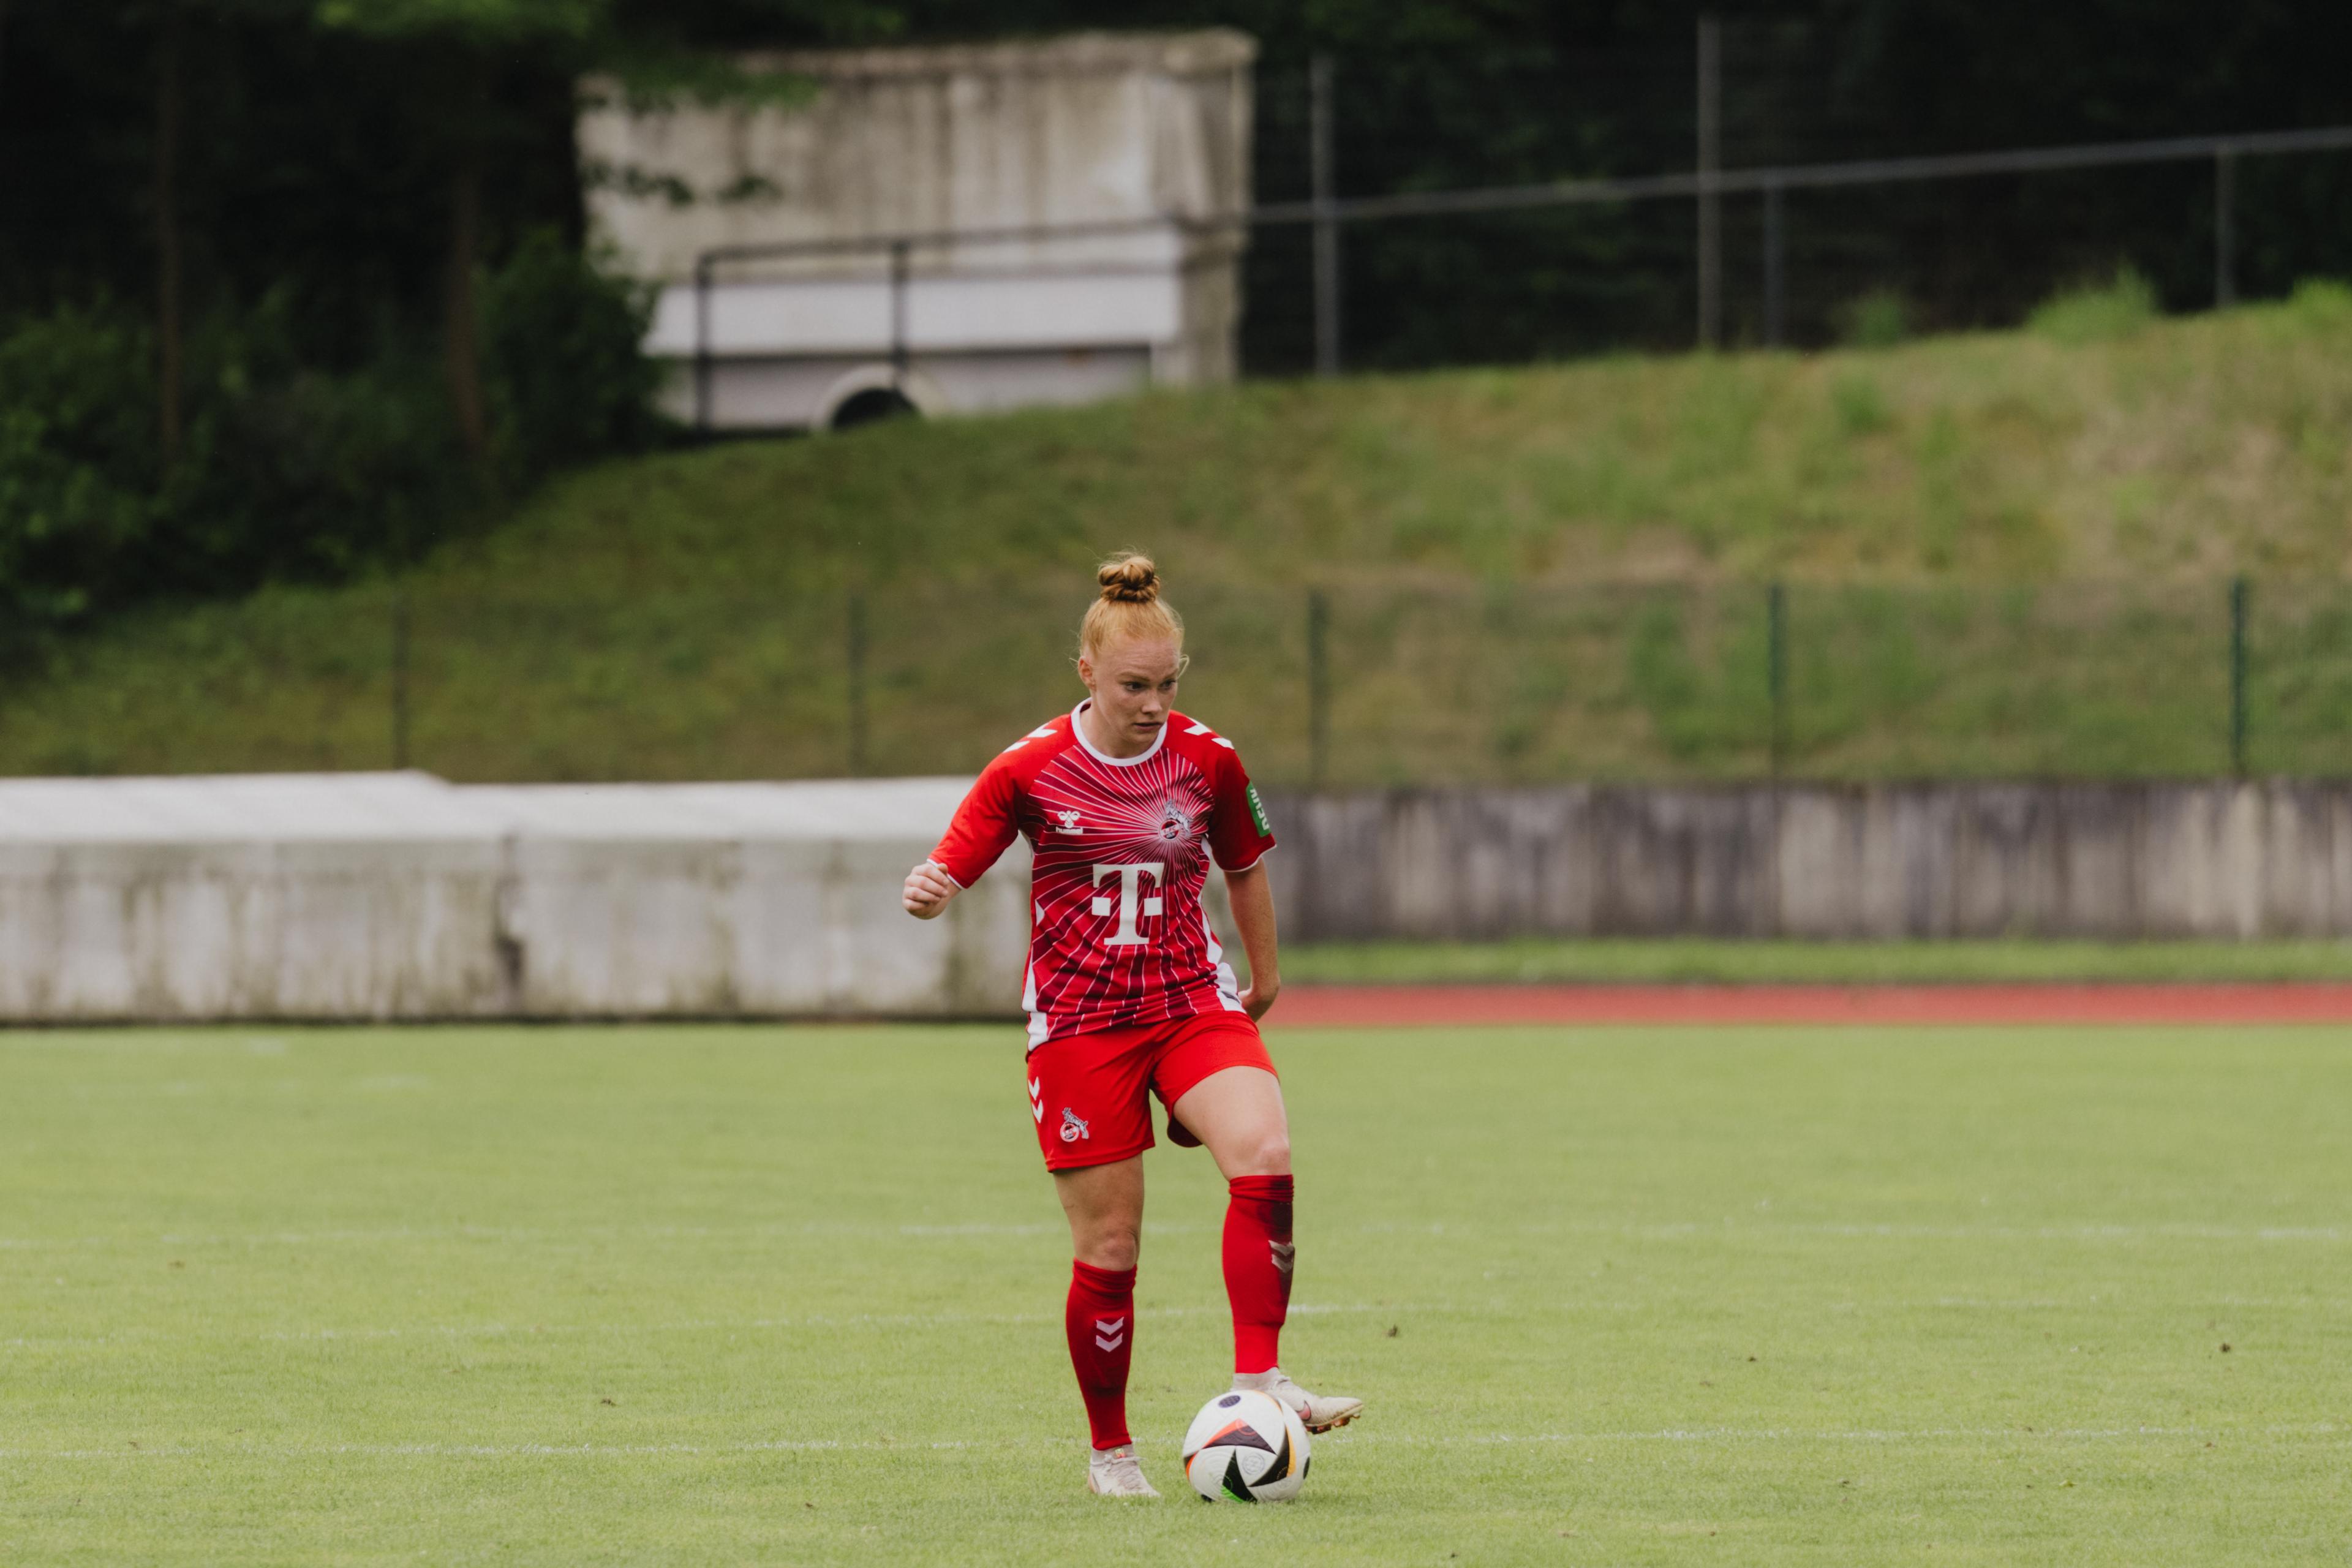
{"left": 1248, "top": 783, "right": 1272, "bottom": 837}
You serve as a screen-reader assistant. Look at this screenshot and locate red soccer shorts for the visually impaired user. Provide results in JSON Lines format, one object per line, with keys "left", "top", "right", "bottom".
{"left": 1025, "top": 1009, "right": 1275, "bottom": 1170}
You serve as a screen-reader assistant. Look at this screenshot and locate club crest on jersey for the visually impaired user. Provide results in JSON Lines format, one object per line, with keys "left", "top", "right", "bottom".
{"left": 1052, "top": 809, "right": 1085, "bottom": 835}
{"left": 1059, "top": 1107, "right": 1090, "bottom": 1143}
{"left": 1155, "top": 804, "right": 1193, "bottom": 843}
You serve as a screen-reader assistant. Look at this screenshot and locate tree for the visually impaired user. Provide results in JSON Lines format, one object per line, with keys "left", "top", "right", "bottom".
{"left": 152, "top": 1, "right": 184, "bottom": 461}
{"left": 312, "top": 1, "right": 606, "bottom": 468}
{"left": 313, "top": 0, "right": 880, "bottom": 468}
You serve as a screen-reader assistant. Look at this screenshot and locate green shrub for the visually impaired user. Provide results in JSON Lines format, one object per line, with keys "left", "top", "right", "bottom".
{"left": 0, "top": 306, "right": 162, "bottom": 640}
{"left": 481, "top": 231, "right": 666, "bottom": 483}
{"left": 2285, "top": 277, "right": 2352, "bottom": 328}
{"left": 172, "top": 350, "right": 470, "bottom": 586}
{"left": 0, "top": 238, "right": 662, "bottom": 643}
{"left": 2028, "top": 266, "right": 2159, "bottom": 343}
{"left": 1838, "top": 288, "right": 1911, "bottom": 348}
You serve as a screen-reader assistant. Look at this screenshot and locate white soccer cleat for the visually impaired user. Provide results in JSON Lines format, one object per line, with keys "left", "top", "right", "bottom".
{"left": 1087, "top": 1444, "right": 1162, "bottom": 1498}
{"left": 1235, "top": 1368, "right": 1364, "bottom": 1434}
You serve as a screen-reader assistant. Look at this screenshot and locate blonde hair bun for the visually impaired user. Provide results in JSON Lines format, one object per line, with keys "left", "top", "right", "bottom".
{"left": 1080, "top": 552, "right": 1184, "bottom": 658}
{"left": 1097, "top": 554, "right": 1161, "bottom": 604}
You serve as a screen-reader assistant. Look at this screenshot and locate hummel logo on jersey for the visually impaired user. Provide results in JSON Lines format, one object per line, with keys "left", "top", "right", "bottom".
{"left": 1269, "top": 1240, "right": 1295, "bottom": 1277}
{"left": 1028, "top": 1077, "right": 1045, "bottom": 1123}
{"left": 1093, "top": 1315, "right": 1126, "bottom": 1352}
{"left": 1052, "top": 809, "right": 1085, "bottom": 835}
{"left": 1059, "top": 1107, "right": 1090, "bottom": 1143}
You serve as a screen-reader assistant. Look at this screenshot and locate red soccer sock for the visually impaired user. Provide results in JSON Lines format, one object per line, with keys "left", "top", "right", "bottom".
{"left": 1065, "top": 1259, "right": 1137, "bottom": 1450}
{"left": 1223, "top": 1174, "right": 1295, "bottom": 1374}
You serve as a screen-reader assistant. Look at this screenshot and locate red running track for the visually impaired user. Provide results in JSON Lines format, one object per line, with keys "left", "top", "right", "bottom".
{"left": 1268, "top": 982, "right": 2352, "bottom": 1028}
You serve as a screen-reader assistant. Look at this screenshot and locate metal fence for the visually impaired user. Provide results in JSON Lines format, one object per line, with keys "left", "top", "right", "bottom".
{"left": 687, "top": 24, "right": 2352, "bottom": 415}
{"left": 15, "top": 575, "right": 2352, "bottom": 787}
{"left": 1243, "top": 28, "right": 2352, "bottom": 372}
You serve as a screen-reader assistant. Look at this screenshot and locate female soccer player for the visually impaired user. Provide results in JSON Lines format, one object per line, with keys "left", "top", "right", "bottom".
{"left": 902, "top": 554, "right": 1361, "bottom": 1498}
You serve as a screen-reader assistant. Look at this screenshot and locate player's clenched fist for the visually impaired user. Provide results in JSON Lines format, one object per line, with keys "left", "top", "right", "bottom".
{"left": 902, "top": 860, "right": 960, "bottom": 919}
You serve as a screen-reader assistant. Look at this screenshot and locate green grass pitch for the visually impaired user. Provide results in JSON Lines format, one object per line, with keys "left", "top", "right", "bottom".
{"left": 4, "top": 1022, "right": 2347, "bottom": 1564}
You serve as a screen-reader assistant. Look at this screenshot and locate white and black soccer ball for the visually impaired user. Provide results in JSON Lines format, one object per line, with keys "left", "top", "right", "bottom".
{"left": 1181, "top": 1389, "right": 1310, "bottom": 1502}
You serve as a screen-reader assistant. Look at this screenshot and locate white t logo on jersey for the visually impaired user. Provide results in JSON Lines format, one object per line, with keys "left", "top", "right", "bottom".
{"left": 1090, "top": 862, "right": 1166, "bottom": 946}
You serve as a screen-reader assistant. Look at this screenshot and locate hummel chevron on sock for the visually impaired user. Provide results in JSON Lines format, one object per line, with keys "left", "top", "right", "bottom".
{"left": 1065, "top": 1259, "right": 1137, "bottom": 1450}
{"left": 1223, "top": 1174, "right": 1294, "bottom": 1374}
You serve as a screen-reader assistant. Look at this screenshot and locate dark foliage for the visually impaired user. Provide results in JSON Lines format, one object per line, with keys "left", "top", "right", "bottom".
{"left": 0, "top": 244, "right": 655, "bottom": 643}
{"left": 3, "top": 0, "right": 2351, "bottom": 627}
{"left": 480, "top": 229, "right": 665, "bottom": 480}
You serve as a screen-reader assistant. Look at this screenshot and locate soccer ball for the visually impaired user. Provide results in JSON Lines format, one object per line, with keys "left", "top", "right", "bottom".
{"left": 1181, "top": 1388, "right": 1310, "bottom": 1502}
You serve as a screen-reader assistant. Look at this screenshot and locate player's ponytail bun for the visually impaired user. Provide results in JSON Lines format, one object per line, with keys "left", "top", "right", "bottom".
{"left": 1098, "top": 555, "right": 1161, "bottom": 604}
{"left": 1080, "top": 552, "right": 1185, "bottom": 660}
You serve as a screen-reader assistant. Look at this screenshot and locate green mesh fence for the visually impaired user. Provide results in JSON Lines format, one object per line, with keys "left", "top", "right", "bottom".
{"left": 4, "top": 575, "right": 2343, "bottom": 785}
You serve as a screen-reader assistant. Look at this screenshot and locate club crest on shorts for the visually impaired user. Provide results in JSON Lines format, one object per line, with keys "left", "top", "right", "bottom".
{"left": 1060, "top": 1107, "right": 1091, "bottom": 1143}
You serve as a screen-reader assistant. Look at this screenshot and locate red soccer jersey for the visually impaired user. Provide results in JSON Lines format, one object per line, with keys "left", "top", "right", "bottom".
{"left": 929, "top": 701, "right": 1277, "bottom": 1049}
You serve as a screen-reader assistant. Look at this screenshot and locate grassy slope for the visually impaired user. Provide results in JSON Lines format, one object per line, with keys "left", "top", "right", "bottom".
{"left": 7, "top": 287, "right": 2352, "bottom": 783}
{"left": 4, "top": 1022, "right": 2348, "bottom": 1564}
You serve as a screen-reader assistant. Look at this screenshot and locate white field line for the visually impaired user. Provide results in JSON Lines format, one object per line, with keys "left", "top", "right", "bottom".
{"left": 5, "top": 1218, "right": 2348, "bottom": 1253}
{"left": 1362, "top": 1221, "right": 2352, "bottom": 1242}
{"left": 0, "top": 1221, "right": 1203, "bottom": 1252}
{"left": 9, "top": 1292, "right": 2343, "bottom": 1352}
{"left": 10, "top": 1438, "right": 1000, "bottom": 1461}
{"left": 1335, "top": 1423, "right": 2352, "bottom": 1447}
{"left": 0, "top": 1300, "right": 1393, "bottom": 1349}
{"left": 9, "top": 1423, "right": 2347, "bottom": 1465}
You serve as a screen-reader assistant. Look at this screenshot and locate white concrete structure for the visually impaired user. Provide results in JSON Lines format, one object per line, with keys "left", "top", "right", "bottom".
{"left": 0, "top": 773, "right": 1028, "bottom": 1022}
{"left": 578, "top": 31, "right": 1254, "bottom": 429}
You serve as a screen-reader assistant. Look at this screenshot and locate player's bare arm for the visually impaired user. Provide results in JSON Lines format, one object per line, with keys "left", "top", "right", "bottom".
{"left": 1226, "top": 860, "right": 1280, "bottom": 1020}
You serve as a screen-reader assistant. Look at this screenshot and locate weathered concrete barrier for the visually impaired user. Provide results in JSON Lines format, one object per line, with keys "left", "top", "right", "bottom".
{"left": 0, "top": 774, "right": 1027, "bottom": 1022}
{"left": 12, "top": 774, "right": 2350, "bottom": 1022}
{"left": 1262, "top": 782, "right": 2352, "bottom": 941}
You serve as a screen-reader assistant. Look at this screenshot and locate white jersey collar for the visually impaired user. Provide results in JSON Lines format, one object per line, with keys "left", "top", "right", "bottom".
{"left": 1070, "top": 699, "right": 1169, "bottom": 767}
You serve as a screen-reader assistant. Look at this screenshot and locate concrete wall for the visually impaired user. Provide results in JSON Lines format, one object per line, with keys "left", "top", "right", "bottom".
{"left": 579, "top": 31, "right": 1254, "bottom": 428}
{"left": 1264, "top": 782, "right": 2352, "bottom": 941}
{"left": 0, "top": 774, "right": 1028, "bottom": 1022}
{"left": 18, "top": 773, "right": 2352, "bottom": 1024}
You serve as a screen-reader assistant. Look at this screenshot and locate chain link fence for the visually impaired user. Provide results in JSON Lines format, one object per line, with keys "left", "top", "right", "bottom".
{"left": 1240, "top": 26, "right": 2352, "bottom": 375}
{"left": 13, "top": 574, "right": 2352, "bottom": 786}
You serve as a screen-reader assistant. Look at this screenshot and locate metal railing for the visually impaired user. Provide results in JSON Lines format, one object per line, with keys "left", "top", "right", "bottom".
{"left": 689, "top": 119, "right": 2352, "bottom": 426}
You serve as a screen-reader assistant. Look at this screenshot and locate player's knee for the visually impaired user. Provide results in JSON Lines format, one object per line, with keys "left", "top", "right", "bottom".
{"left": 1238, "top": 1126, "right": 1291, "bottom": 1175}
{"left": 1079, "top": 1224, "right": 1141, "bottom": 1272}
